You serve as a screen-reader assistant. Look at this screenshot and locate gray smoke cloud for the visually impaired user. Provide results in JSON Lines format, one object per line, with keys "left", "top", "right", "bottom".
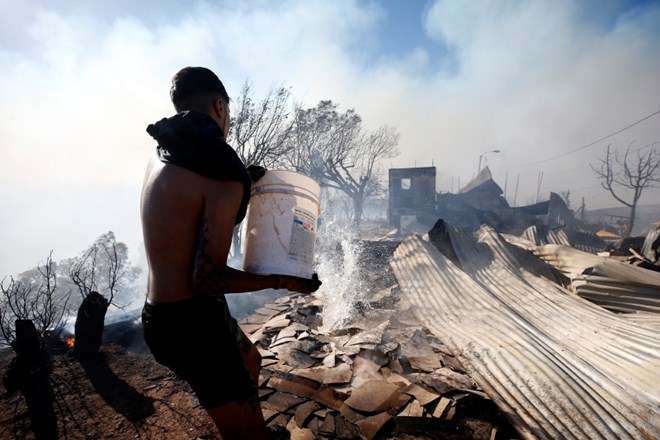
{"left": 1, "top": 0, "right": 659, "bottom": 275}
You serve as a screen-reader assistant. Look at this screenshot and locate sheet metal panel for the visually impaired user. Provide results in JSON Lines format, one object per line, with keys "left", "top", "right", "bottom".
{"left": 391, "top": 230, "right": 660, "bottom": 439}
{"left": 531, "top": 244, "right": 660, "bottom": 314}
{"left": 620, "top": 311, "right": 660, "bottom": 330}
{"left": 641, "top": 226, "right": 660, "bottom": 263}
{"left": 522, "top": 223, "right": 610, "bottom": 257}
{"left": 521, "top": 225, "right": 571, "bottom": 246}
{"left": 456, "top": 227, "right": 659, "bottom": 399}
{"left": 532, "top": 244, "right": 605, "bottom": 276}
{"left": 572, "top": 275, "right": 660, "bottom": 314}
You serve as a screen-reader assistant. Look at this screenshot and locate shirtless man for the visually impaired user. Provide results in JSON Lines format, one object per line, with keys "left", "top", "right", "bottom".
{"left": 140, "top": 66, "right": 321, "bottom": 440}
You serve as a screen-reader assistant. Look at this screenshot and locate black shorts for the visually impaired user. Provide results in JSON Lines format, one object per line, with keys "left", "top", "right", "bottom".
{"left": 141, "top": 295, "right": 256, "bottom": 408}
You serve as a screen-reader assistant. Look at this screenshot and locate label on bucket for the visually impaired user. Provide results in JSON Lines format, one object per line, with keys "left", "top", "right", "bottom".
{"left": 288, "top": 207, "right": 316, "bottom": 265}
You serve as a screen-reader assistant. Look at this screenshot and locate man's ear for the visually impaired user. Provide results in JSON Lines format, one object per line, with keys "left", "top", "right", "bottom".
{"left": 213, "top": 98, "right": 226, "bottom": 120}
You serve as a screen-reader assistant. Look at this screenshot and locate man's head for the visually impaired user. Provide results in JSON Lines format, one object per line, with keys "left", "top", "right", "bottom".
{"left": 170, "top": 66, "right": 231, "bottom": 136}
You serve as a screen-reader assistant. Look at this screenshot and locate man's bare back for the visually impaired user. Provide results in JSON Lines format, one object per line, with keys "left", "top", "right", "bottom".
{"left": 141, "top": 153, "right": 244, "bottom": 303}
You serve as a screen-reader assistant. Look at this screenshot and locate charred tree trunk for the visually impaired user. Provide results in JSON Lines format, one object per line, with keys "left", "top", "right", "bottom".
{"left": 2, "top": 320, "right": 57, "bottom": 439}
{"left": 13, "top": 319, "right": 43, "bottom": 361}
{"left": 72, "top": 291, "right": 109, "bottom": 357}
{"left": 3, "top": 319, "right": 52, "bottom": 391}
{"left": 352, "top": 195, "right": 364, "bottom": 231}
{"left": 628, "top": 203, "right": 637, "bottom": 238}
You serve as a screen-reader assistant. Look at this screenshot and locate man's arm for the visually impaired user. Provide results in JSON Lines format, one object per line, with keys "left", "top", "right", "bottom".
{"left": 193, "top": 179, "right": 320, "bottom": 295}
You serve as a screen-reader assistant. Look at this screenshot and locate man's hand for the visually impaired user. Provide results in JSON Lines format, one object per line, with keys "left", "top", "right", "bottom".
{"left": 277, "top": 273, "right": 322, "bottom": 294}
{"left": 246, "top": 164, "right": 267, "bottom": 183}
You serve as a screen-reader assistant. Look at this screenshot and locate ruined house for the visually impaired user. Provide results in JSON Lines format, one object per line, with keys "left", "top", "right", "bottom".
{"left": 388, "top": 166, "right": 607, "bottom": 253}
{"left": 388, "top": 167, "right": 437, "bottom": 231}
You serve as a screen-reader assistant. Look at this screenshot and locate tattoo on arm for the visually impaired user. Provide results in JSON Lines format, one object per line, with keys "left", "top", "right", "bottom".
{"left": 193, "top": 217, "right": 231, "bottom": 295}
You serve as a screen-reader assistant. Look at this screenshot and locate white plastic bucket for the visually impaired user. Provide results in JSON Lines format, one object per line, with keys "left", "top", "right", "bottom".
{"left": 242, "top": 170, "right": 321, "bottom": 279}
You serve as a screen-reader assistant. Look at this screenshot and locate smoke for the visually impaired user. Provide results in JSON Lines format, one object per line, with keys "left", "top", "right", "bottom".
{"left": 2, "top": 0, "right": 659, "bottom": 298}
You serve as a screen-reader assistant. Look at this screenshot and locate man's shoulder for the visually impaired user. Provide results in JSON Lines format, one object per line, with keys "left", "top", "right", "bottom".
{"left": 155, "top": 138, "right": 249, "bottom": 185}
{"left": 156, "top": 162, "right": 243, "bottom": 191}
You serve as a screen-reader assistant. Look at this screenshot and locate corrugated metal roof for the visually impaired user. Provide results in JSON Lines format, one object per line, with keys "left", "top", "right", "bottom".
{"left": 391, "top": 228, "right": 660, "bottom": 439}
{"left": 546, "top": 192, "right": 576, "bottom": 230}
{"left": 458, "top": 166, "right": 503, "bottom": 195}
{"left": 532, "top": 244, "right": 605, "bottom": 276}
{"left": 591, "top": 260, "right": 660, "bottom": 286}
{"left": 572, "top": 274, "right": 660, "bottom": 313}
{"left": 521, "top": 225, "right": 571, "bottom": 246}
{"left": 531, "top": 244, "right": 660, "bottom": 314}
{"left": 520, "top": 225, "right": 606, "bottom": 255}
{"left": 641, "top": 226, "right": 660, "bottom": 263}
{"left": 620, "top": 311, "right": 660, "bottom": 330}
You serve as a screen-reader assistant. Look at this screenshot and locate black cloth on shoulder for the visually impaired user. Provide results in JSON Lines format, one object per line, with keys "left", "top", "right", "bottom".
{"left": 146, "top": 111, "right": 251, "bottom": 225}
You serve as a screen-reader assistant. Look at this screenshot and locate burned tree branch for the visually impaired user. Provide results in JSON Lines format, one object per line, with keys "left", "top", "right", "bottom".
{"left": 229, "top": 80, "right": 295, "bottom": 168}
{"left": 285, "top": 100, "right": 399, "bottom": 227}
{"left": 591, "top": 143, "right": 660, "bottom": 236}
{"left": 0, "top": 252, "right": 70, "bottom": 347}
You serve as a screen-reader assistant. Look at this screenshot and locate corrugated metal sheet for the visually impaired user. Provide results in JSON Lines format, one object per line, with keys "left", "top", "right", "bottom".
{"left": 591, "top": 259, "right": 660, "bottom": 286}
{"left": 458, "top": 166, "right": 503, "bottom": 195}
{"left": 532, "top": 244, "right": 605, "bottom": 276}
{"left": 521, "top": 225, "right": 571, "bottom": 247}
{"left": 546, "top": 192, "right": 576, "bottom": 230}
{"left": 642, "top": 226, "right": 660, "bottom": 263}
{"left": 566, "top": 229, "right": 608, "bottom": 254}
{"left": 620, "top": 311, "right": 660, "bottom": 330}
{"left": 572, "top": 274, "right": 660, "bottom": 313}
{"left": 531, "top": 244, "right": 660, "bottom": 314}
{"left": 520, "top": 225, "right": 606, "bottom": 255}
{"left": 391, "top": 228, "right": 660, "bottom": 439}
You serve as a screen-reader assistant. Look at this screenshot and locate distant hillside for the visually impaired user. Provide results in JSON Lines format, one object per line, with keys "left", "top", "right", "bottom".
{"left": 585, "top": 203, "right": 660, "bottom": 236}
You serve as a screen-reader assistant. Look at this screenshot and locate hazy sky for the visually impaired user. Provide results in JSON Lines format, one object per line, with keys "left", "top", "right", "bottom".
{"left": 1, "top": 0, "right": 659, "bottom": 276}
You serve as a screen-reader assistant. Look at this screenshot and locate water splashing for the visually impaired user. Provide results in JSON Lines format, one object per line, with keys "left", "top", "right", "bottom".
{"left": 315, "top": 214, "right": 367, "bottom": 331}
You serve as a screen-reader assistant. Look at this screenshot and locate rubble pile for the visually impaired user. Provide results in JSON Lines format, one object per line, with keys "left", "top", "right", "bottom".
{"left": 241, "top": 288, "right": 516, "bottom": 439}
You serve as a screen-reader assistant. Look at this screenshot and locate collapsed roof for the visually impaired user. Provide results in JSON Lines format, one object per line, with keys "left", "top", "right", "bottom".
{"left": 391, "top": 221, "right": 660, "bottom": 439}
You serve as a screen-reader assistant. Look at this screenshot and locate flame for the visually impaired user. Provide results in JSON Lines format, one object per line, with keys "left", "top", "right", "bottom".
{"left": 65, "top": 338, "right": 75, "bottom": 348}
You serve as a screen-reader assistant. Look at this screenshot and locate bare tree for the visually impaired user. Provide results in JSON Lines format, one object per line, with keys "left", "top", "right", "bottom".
{"left": 67, "top": 231, "right": 134, "bottom": 306}
{"left": 68, "top": 244, "right": 101, "bottom": 300}
{"left": 0, "top": 252, "right": 70, "bottom": 347}
{"left": 285, "top": 100, "right": 345, "bottom": 181}
{"left": 65, "top": 232, "right": 138, "bottom": 356}
{"left": 227, "top": 81, "right": 296, "bottom": 257}
{"left": 591, "top": 143, "right": 660, "bottom": 236}
{"left": 228, "top": 80, "right": 295, "bottom": 167}
{"left": 325, "top": 125, "right": 399, "bottom": 226}
{"left": 285, "top": 100, "right": 400, "bottom": 227}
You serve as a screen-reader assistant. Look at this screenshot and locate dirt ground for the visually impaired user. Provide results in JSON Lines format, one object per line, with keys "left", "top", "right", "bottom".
{"left": 0, "top": 343, "right": 221, "bottom": 440}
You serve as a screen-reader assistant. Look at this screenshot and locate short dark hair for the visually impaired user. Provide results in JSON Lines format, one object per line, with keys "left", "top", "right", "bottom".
{"left": 170, "top": 66, "right": 230, "bottom": 113}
